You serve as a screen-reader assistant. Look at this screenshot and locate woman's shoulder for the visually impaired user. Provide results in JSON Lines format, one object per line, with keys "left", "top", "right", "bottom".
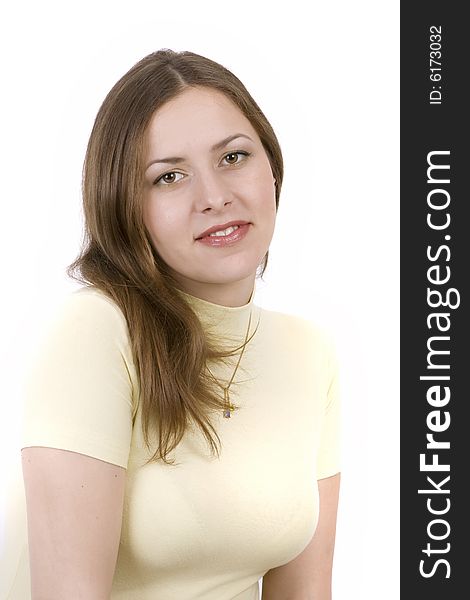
{"left": 259, "top": 304, "right": 330, "bottom": 340}
{"left": 56, "top": 285, "right": 128, "bottom": 327}
{"left": 33, "top": 285, "right": 132, "bottom": 358}
{"left": 259, "top": 306, "right": 339, "bottom": 391}
{"left": 68, "top": 284, "right": 124, "bottom": 312}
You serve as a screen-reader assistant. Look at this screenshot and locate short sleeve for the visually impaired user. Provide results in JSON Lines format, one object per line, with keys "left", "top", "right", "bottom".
{"left": 21, "top": 288, "right": 137, "bottom": 469}
{"left": 316, "top": 335, "right": 341, "bottom": 480}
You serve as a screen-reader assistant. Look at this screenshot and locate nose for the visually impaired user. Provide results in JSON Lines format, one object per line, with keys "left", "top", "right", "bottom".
{"left": 194, "top": 169, "right": 235, "bottom": 213}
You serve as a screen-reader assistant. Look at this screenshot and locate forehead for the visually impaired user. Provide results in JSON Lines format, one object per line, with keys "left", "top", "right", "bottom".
{"left": 146, "top": 86, "right": 257, "bottom": 149}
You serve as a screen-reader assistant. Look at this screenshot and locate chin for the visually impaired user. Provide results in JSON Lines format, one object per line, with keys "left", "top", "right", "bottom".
{"left": 170, "top": 250, "right": 266, "bottom": 284}
{"left": 214, "top": 260, "right": 261, "bottom": 278}
{"left": 197, "top": 274, "right": 254, "bottom": 286}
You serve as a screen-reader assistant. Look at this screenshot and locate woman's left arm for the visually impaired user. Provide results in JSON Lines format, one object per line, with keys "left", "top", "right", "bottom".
{"left": 261, "top": 473, "right": 341, "bottom": 600}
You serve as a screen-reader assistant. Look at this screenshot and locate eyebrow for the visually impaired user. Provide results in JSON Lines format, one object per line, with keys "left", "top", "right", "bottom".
{"left": 145, "top": 133, "right": 254, "bottom": 170}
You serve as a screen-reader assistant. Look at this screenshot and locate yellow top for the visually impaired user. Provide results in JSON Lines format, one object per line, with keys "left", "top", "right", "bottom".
{"left": 3, "top": 285, "right": 340, "bottom": 600}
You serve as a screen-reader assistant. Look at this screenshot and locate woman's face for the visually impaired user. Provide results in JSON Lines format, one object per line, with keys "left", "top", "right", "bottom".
{"left": 142, "top": 86, "right": 277, "bottom": 304}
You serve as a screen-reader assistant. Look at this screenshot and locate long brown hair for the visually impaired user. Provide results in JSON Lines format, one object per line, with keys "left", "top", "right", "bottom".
{"left": 66, "top": 49, "right": 284, "bottom": 465}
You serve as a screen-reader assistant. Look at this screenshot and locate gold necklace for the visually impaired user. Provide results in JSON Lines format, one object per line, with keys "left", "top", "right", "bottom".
{"left": 205, "top": 308, "right": 254, "bottom": 418}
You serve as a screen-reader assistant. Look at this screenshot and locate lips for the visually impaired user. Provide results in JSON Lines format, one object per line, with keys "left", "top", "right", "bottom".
{"left": 195, "top": 220, "right": 250, "bottom": 240}
{"left": 196, "top": 223, "right": 250, "bottom": 247}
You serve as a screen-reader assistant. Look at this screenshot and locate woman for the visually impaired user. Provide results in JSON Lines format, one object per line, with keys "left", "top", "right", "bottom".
{"left": 18, "top": 49, "right": 341, "bottom": 599}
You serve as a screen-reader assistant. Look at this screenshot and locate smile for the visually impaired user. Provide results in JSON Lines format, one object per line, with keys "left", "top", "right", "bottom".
{"left": 208, "top": 225, "right": 240, "bottom": 237}
{"left": 196, "top": 223, "right": 250, "bottom": 247}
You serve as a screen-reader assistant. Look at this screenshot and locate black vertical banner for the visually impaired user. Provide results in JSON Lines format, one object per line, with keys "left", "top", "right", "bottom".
{"left": 401, "top": 3, "right": 469, "bottom": 598}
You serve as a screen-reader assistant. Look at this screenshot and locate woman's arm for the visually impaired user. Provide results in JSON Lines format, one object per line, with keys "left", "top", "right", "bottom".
{"left": 22, "top": 446, "right": 126, "bottom": 600}
{"left": 261, "top": 473, "right": 341, "bottom": 600}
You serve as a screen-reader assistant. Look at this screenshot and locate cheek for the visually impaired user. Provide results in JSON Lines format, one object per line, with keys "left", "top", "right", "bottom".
{"left": 254, "top": 171, "right": 277, "bottom": 213}
{"left": 252, "top": 157, "right": 276, "bottom": 198}
{"left": 144, "top": 198, "right": 182, "bottom": 244}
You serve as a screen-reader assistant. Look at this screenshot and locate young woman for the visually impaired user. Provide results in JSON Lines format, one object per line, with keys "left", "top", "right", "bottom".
{"left": 18, "top": 49, "right": 341, "bottom": 599}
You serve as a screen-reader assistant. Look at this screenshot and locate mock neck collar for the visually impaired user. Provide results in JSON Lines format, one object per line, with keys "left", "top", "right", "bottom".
{"left": 174, "top": 284, "right": 261, "bottom": 342}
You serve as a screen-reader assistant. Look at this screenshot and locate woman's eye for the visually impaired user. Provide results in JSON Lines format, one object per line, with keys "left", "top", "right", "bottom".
{"left": 153, "top": 152, "right": 250, "bottom": 185}
{"left": 154, "top": 171, "right": 184, "bottom": 186}
{"left": 222, "top": 151, "right": 250, "bottom": 165}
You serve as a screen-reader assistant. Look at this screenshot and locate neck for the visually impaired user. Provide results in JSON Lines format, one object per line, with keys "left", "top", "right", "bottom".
{"left": 172, "top": 275, "right": 256, "bottom": 308}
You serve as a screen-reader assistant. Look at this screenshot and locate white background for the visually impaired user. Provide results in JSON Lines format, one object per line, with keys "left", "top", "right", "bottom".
{"left": 0, "top": 1, "right": 399, "bottom": 598}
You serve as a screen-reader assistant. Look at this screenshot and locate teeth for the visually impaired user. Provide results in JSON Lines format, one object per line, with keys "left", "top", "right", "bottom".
{"left": 208, "top": 225, "right": 240, "bottom": 237}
